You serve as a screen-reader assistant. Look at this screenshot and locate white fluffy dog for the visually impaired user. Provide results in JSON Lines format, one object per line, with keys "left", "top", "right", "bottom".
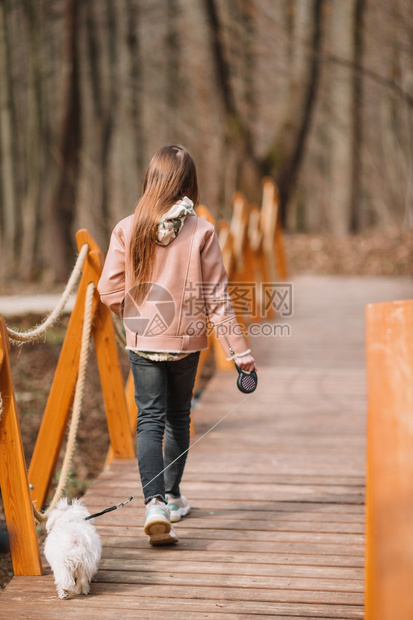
{"left": 44, "top": 498, "right": 102, "bottom": 599}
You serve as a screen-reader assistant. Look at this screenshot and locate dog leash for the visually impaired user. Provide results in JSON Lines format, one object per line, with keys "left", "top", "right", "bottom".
{"left": 85, "top": 393, "right": 251, "bottom": 521}
{"left": 84, "top": 496, "right": 134, "bottom": 520}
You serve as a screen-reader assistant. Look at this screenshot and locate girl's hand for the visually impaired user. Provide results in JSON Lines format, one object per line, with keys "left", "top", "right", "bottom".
{"left": 235, "top": 354, "right": 257, "bottom": 373}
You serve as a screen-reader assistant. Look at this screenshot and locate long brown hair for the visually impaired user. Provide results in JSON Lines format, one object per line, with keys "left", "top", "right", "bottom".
{"left": 129, "top": 145, "right": 199, "bottom": 297}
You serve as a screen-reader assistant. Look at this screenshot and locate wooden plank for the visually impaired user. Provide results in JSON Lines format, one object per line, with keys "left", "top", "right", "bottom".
{"left": 88, "top": 481, "right": 364, "bottom": 504}
{"left": 83, "top": 479, "right": 364, "bottom": 506}
{"left": 0, "top": 603, "right": 322, "bottom": 620}
{"left": 177, "top": 473, "right": 366, "bottom": 486}
{"left": 97, "top": 534, "right": 364, "bottom": 557}
{"left": 90, "top": 461, "right": 366, "bottom": 485}
{"left": 86, "top": 503, "right": 366, "bottom": 524}
{"left": 91, "top": 514, "right": 365, "bottom": 534}
{"left": 0, "top": 577, "right": 364, "bottom": 608}
{"left": 94, "top": 523, "right": 364, "bottom": 546}
{"left": 0, "top": 585, "right": 364, "bottom": 620}
{"left": 99, "top": 546, "right": 365, "bottom": 568}
{"left": 97, "top": 557, "right": 364, "bottom": 580}
{"left": 86, "top": 472, "right": 363, "bottom": 494}
{"left": 89, "top": 469, "right": 366, "bottom": 487}
{"left": 92, "top": 569, "right": 364, "bottom": 597}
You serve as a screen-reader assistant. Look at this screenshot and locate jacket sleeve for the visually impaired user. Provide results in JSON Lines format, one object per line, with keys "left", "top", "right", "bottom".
{"left": 97, "top": 224, "right": 126, "bottom": 317}
{"left": 200, "top": 228, "right": 251, "bottom": 360}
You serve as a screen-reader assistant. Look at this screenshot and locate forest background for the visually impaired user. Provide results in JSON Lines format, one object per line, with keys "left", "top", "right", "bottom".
{"left": 0, "top": 0, "right": 413, "bottom": 283}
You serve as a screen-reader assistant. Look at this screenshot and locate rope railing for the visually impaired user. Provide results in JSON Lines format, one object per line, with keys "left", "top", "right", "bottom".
{"left": 6, "top": 243, "right": 89, "bottom": 344}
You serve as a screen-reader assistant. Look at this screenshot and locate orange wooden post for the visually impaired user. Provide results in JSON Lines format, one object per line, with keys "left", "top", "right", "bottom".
{"left": 230, "top": 192, "right": 249, "bottom": 282}
{"left": 193, "top": 345, "right": 211, "bottom": 395}
{"left": 0, "top": 318, "right": 42, "bottom": 576}
{"left": 365, "top": 299, "right": 413, "bottom": 619}
{"left": 260, "top": 177, "right": 288, "bottom": 283}
{"left": 125, "top": 369, "right": 138, "bottom": 431}
{"left": 213, "top": 221, "right": 235, "bottom": 371}
{"left": 260, "top": 179, "right": 278, "bottom": 319}
{"left": 218, "top": 220, "right": 235, "bottom": 278}
{"left": 275, "top": 217, "right": 288, "bottom": 280}
{"left": 29, "top": 242, "right": 101, "bottom": 508}
{"left": 104, "top": 370, "right": 137, "bottom": 468}
{"left": 93, "top": 301, "right": 135, "bottom": 464}
{"left": 247, "top": 204, "right": 266, "bottom": 321}
{"left": 196, "top": 204, "right": 216, "bottom": 226}
{"left": 260, "top": 178, "right": 277, "bottom": 279}
{"left": 230, "top": 193, "right": 261, "bottom": 328}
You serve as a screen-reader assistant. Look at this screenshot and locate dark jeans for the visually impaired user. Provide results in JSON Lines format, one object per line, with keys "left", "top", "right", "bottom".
{"left": 128, "top": 350, "right": 200, "bottom": 504}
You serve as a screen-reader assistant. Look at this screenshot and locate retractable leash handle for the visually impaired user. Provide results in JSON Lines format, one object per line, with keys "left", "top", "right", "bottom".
{"left": 224, "top": 334, "right": 258, "bottom": 394}
{"left": 235, "top": 363, "right": 258, "bottom": 393}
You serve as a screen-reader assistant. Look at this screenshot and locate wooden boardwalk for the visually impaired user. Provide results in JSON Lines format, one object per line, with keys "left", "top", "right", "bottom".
{"left": 1, "top": 275, "right": 412, "bottom": 619}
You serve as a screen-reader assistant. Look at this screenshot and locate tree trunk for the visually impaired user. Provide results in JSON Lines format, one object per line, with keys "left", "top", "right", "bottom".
{"left": 19, "top": 0, "right": 42, "bottom": 279}
{"left": 274, "top": 0, "right": 324, "bottom": 227}
{"left": 0, "top": 0, "right": 17, "bottom": 280}
{"left": 350, "top": 0, "right": 365, "bottom": 232}
{"left": 328, "top": 0, "right": 355, "bottom": 235}
{"left": 202, "top": 0, "right": 261, "bottom": 212}
{"left": 46, "top": 0, "right": 81, "bottom": 281}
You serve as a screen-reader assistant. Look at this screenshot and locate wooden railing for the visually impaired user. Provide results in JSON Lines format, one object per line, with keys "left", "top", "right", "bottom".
{"left": 0, "top": 230, "right": 135, "bottom": 576}
{"left": 196, "top": 177, "right": 287, "bottom": 377}
{"left": 0, "top": 177, "right": 287, "bottom": 575}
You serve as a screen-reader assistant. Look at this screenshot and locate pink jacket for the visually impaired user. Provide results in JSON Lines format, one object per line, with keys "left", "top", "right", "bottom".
{"left": 98, "top": 212, "right": 250, "bottom": 359}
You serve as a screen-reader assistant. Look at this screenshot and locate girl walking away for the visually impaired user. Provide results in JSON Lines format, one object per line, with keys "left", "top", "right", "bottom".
{"left": 98, "top": 145, "right": 256, "bottom": 546}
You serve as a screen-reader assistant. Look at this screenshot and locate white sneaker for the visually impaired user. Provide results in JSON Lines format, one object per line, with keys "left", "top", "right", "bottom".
{"left": 144, "top": 498, "right": 179, "bottom": 546}
{"left": 166, "top": 494, "right": 191, "bottom": 523}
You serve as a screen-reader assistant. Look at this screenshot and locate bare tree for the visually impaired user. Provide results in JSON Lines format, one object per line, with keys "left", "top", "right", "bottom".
{"left": 202, "top": 0, "right": 261, "bottom": 212}
{"left": 45, "top": 0, "right": 81, "bottom": 281}
{"left": 270, "top": 0, "right": 324, "bottom": 227}
{"left": 0, "top": 0, "right": 18, "bottom": 279}
{"left": 350, "top": 0, "right": 366, "bottom": 231}
{"left": 19, "top": 0, "right": 43, "bottom": 279}
{"left": 328, "top": 0, "right": 355, "bottom": 236}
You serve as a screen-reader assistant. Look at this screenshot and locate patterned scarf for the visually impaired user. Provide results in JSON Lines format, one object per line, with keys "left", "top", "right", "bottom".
{"left": 156, "top": 196, "right": 195, "bottom": 246}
